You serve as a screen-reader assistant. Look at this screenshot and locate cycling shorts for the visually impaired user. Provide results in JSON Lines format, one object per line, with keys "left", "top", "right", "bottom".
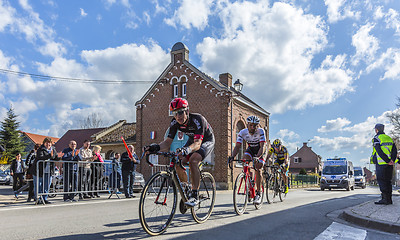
{"left": 184, "top": 138, "right": 215, "bottom": 161}
{"left": 274, "top": 160, "right": 289, "bottom": 176}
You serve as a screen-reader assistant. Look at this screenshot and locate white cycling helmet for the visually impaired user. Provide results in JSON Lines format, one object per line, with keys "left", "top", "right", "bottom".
{"left": 246, "top": 115, "right": 260, "bottom": 124}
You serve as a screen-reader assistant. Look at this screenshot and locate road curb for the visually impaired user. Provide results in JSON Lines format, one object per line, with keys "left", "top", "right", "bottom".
{"left": 341, "top": 209, "right": 400, "bottom": 234}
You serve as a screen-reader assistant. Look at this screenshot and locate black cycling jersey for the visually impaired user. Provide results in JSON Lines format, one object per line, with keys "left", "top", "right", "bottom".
{"left": 167, "top": 113, "right": 214, "bottom": 143}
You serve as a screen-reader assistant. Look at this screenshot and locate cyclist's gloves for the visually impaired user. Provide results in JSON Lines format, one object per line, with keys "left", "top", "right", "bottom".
{"left": 178, "top": 147, "right": 192, "bottom": 156}
{"left": 144, "top": 143, "right": 160, "bottom": 153}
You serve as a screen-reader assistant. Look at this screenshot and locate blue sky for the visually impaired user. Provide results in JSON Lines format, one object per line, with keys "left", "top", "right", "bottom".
{"left": 0, "top": 0, "right": 399, "bottom": 170}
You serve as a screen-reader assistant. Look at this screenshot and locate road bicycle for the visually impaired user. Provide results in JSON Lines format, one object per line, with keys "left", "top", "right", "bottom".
{"left": 228, "top": 158, "right": 264, "bottom": 215}
{"left": 264, "top": 164, "right": 287, "bottom": 203}
{"left": 139, "top": 151, "right": 216, "bottom": 236}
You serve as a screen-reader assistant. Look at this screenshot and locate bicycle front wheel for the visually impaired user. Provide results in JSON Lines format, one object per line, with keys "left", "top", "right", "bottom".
{"left": 139, "top": 172, "right": 177, "bottom": 236}
{"left": 191, "top": 172, "right": 216, "bottom": 223}
{"left": 233, "top": 172, "right": 248, "bottom": 215}
{"left": 265, "top": 175, "right": 275, "bottom": 204}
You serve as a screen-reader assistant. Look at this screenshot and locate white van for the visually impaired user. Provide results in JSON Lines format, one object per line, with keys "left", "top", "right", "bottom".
{"left": 320, "top": 158, "right": 355, "bottom": 191}
{"left": 353, "top": 166, "right": 366, "bottom": 189}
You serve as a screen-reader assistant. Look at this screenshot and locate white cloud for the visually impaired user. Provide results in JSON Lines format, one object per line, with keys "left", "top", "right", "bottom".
{"left": 164, "top": 0, "right": 214, "bottom": 30}
{"left": 30, "top": 41, "right": 170, "bottom": 136}
{"left": 351, "top": 23, "right": 380, "bottom": 65}
{"left": 366, "top": 48, "right": 400, "bottom": 81}
{"left": 374, "top": 6, "right": 384, "bottom": 20}
{"left": 197, "top": 1, "right": 353, "bottom": 113}
{"left": 0, "top": 0, "right": 66, "bottom": 58}
{"left": 318, "top": 117, "right": 351, "bottom": 133}
{"left": 324, "top": 0, "right": 359, "bottom": 23}
{"left": 0, "top": 0, "right": 15, "bottom": 31}
{"left": 80, "top": 8, "right": 88, "bottom": 17}
{"left": 277, "top": 129, "right": 300, "bottom": 140}
{"left": 312, "top": 110, "right": 396, "bottom": 152}
{"left": 384, "top": 8, "right": 400, "bottom": 36}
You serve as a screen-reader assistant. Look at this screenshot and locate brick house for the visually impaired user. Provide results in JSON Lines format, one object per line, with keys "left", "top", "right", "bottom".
{"left": 91, "top": 120, "right": 136, "bottom": 159}
{"left": 289, "top": 142, "right": 322, "bottom": 174}
{"left": 135, "top": 42, "right": 270, "bottom": 189}
{"left": 55, "top": 120, "right": 136, "bottom": 159}
{"left": 54, "top": 127, "right": 105, "bottom": 152}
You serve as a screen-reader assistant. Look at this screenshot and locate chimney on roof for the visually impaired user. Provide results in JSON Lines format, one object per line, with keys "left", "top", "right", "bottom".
{"left": 219, "top": 73, "right": 232, "bottom": 88}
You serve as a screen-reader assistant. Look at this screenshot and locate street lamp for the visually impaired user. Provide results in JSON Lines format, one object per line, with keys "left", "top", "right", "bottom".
{"left": 234, "top": 79, "right": 243, "bottom": 92}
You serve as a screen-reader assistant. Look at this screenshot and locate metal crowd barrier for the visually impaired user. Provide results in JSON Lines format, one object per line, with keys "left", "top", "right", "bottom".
{"left": 35, "top": 160, "right": 120, "bottom": 204}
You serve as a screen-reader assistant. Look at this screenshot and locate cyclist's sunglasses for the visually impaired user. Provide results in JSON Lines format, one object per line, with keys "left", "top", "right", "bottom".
{"left": 173, "top": 110, "right": 186, "bottom": 117}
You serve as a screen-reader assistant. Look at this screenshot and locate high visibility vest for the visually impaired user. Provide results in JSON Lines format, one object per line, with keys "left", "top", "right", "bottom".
{"left": 371, "top": 134, "right": 398, "bottom": 165}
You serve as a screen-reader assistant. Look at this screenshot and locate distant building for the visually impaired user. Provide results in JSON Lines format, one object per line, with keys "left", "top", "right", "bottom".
{"left": 54, "top": 127, "right": 105, "bottom": 151}
{"left": 289, "top": 142, "right": 322, "bottom": 174}
{"left": 54, "top": 121, "right": 136, "bottom": 159}
{"left": 91, "top": 120, "right": 136, "bottom": 159}
{"left": 363, "top": 167, "right": 374, "bottom": 184}
{"left": 20, "top": 132, "right": 60, "bottom": 156}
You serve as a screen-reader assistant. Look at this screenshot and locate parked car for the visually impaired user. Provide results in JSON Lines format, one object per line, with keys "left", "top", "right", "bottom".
{"left": 133, "top": 171, "right": 145, "bottom": 193}
{"left": 0, "top": 170, "right": 12, "bottom": 185}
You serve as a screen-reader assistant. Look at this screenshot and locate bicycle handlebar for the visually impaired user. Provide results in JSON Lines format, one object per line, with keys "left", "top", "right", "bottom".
{"left": 141, "top": 151, "right": 185, "bottom": 169}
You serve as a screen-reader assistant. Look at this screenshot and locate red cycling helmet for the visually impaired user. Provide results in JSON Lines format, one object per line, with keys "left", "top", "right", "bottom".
{"left": 169, "top": 98, "right": 188, "bottom": 112}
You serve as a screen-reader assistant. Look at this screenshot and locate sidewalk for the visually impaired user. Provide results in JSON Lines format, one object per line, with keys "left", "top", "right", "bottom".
{"left": 341, "top": 193, "right": 400, "bottom": 234}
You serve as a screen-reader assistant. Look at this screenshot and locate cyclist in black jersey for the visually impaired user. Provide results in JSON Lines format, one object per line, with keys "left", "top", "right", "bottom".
{"left": 144, "top": 98, "right": 215, "bottom": 207}
{"left": 265, "top": 139, "right": 290, "bottom": 193}
{"left": 229, "top": 115, "right": 266, "bottom": 204}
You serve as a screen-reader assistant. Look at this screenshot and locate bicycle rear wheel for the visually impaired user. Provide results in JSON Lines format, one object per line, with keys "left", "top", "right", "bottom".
{"left": 233, "top": 172, "right": 248, "bottom": 215}
{"left": 191, "top": 172, "right": 216, "bottom": 223}
{"left": 139, "top": 172, "right": 177, "bottom": 236}
{"left": 279, "top": 179, "right": 287, "bottom": 202}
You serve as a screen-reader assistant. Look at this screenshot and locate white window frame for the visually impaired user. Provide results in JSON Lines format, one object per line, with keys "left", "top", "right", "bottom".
{"left": 182, "top": 83, "right": 187, "bottom": 97}
{"left": 173, "top": 84, "right": 179, "bottom": 98}
{"left": 294, "top": 157, "right": 300, "bottom": 163}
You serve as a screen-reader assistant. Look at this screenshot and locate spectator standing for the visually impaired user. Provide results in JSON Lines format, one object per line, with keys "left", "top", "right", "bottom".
{"left": 110, "top": 153, "right": 122, "bottom": 194}
{"left": 91, "top": 145, "right": 104, "bottom": 197}
{"left": 121, "top": 145, "right": 139, "bottom": 198}
{"left": 61, "top": 140, "right": 80, "bottom": 202}
{"left": 34, "top": 137, "right": 58, "bottom": 204}
{"left": 23, "top": 144, "right": 40, "bottom": 202}
{"left": 371, "top": 123, "right": 398, "bottom": 205}
{"left": 79, "top": 140, "right": 93, "bottom": 198}
{"left": 10, "top": 153, "right": 26, "bottom": 194}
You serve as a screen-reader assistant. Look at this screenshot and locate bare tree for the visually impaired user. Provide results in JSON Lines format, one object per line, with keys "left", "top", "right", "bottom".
{"left": 388, "top": 96, "right": 400, "bottom": 145}
{"left": 79, "top": 113, "right": 105, "bottom": 129}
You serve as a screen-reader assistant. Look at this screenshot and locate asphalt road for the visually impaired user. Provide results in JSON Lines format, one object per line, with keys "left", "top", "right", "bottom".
{"left": 0, "top": 186, "right": 399, "bottom": 240}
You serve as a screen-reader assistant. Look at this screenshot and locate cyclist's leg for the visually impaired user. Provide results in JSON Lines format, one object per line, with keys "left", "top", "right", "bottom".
{"left": 176, "top": 157, "right": 189, "bottom": 184}
{"left": 188, "top": 153, "right": 202, "bottom": 190}
{"left": 254, "top": 158, "right": 265, "bottom": 192}
{"left": 189, "top": 140, "right": 215, "bottom": 190}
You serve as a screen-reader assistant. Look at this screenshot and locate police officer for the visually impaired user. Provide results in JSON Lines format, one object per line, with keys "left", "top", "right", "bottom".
{"left": 371, "top": 123, "right": 398, "bottom": 205}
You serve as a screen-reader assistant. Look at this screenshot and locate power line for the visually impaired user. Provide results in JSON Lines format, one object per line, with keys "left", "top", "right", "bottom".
{"left": 0, "top": 68, "right": 155, "bottom": 84}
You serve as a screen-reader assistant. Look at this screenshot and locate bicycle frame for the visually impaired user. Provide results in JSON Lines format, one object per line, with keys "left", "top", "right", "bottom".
{"left": 146, "top": 151, "right": 212, "bottom": 208}
{"left": 140, "top": 151, "right": 216, "bottom": 235}
{"left": 237, "top": 160, "right": 256, "bottom": 199}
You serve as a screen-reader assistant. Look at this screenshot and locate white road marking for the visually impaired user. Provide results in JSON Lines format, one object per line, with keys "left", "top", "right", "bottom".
{"left": 314, "top": 222, "right": 367, "bottom": 240}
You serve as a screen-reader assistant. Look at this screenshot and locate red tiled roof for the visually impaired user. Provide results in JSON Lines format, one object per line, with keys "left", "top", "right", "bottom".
{"left": 54, "top": 128, "right": 105, "bottom": 152}
{"left": 21, "top": 132, "right": 60, "bottom": 145}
